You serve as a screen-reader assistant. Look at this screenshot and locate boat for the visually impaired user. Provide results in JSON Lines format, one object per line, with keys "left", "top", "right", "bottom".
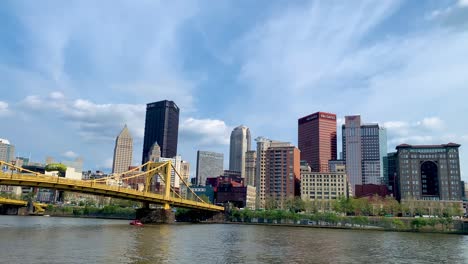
{"left": 129, "top": 220, "right": 143, "bottom": 226}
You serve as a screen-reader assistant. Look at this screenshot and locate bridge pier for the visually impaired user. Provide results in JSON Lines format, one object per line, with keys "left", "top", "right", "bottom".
{"left": 136, "top": 208, "right": 175, "bottom": 224}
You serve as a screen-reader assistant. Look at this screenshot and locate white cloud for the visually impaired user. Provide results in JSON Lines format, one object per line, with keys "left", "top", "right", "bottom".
{"left": 180, "top": 118, "right": 231, "bottom": 146}
{"left": 49, "top": 91, "right": 65, "bottom": 100}
{"left": 459, "top": 0, "right": 468, "bottom": 7}
{"left": 419, "top": 117, "right": 444, "bottom": 130}
{"left": 63, "top": 150, "right": 78, "bottom": 159}
{"left": 0, "top": 101, "right": 9, "bottom": 116}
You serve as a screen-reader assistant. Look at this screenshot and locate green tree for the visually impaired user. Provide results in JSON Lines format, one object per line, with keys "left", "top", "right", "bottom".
{"left": 44, "top": 163, "right": 67, "bottom": 177}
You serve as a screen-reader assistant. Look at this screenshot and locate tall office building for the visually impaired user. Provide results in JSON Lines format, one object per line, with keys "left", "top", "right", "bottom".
{"left": 342, "top": 116, "right": 387, "bottom": 192}
{"left": 255, "top": 137, "right": 293, "bottom": 209}
{"left": 112, "top": 125, "right": 133, "bottom": 174}
{"left": 245, "top": 150, "right": 257, "bottom": 186}
{"left": 0, "top": 138, "right": 15, "bottom": 163}
{"left": 298, "top": 112, "right": 337, "bottom": 172}
{"left": 265, "top": 145, "right": 300, "bottom": 208}
{"left": 395, "top": 143, "right": 462, "bottom": 201}
{"left": 196, "top": 151, "right": 224, "bottom": 186}
{"left": 142, "top": 100, "right": 179, "bottom": 163}
{"left": 229, "top": 125, "right": 251, "bottom": 178}
{"left": 180, "top": 160, "right": 190, "bottom": 185}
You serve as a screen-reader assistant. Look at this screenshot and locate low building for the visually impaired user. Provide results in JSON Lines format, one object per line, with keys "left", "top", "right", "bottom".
{"left": 328, "top": 160, "right": 345, "bottom": 173}
{"left": 246, "top": 185, "right": 256, "bottom": 210}
{"left": 300, "top": 166, "right": 349, "bottom": 202}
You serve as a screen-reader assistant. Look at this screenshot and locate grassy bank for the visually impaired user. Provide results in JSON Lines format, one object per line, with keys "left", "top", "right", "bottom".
{"left": 45, "top": 205, "right": 135, "bottom": 220}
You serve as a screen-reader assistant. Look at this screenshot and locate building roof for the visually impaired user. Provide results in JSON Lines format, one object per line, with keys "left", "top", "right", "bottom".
{"left": 396, "top": 143, "right": 461, "bottom": 149}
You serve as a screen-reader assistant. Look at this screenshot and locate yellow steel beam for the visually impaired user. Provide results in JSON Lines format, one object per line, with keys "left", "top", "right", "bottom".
{"left": 0, "top": 171, "right": 223, "bottom": 212}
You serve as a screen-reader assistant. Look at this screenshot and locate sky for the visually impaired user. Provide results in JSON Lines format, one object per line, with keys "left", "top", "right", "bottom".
{"left": 0, "top": 0, "right": 467, "bottom": 181}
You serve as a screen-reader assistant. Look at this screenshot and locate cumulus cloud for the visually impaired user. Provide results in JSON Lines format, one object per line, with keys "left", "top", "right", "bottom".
{"left": 180, "top": 118, "right": 231, "bottom": 146}
{"left": 63, "top": 150, "right": 79, "bottom": 159}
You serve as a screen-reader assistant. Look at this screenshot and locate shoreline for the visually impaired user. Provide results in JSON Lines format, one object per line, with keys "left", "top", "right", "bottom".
{"left": 224, "top": 221, "right": 468, "bottom": 235}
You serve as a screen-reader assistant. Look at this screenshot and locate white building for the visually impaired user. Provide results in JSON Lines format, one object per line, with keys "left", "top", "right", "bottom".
{"left": 0, "top": 138, "right": 15, "bottom": 163}
{"left": 157, "top": 156, "right": 182, "bottom": 188}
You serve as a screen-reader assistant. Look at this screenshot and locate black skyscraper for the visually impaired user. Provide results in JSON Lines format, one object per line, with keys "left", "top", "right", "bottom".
{"left": 142, "top": 100, "right": 179, "bottom": 163}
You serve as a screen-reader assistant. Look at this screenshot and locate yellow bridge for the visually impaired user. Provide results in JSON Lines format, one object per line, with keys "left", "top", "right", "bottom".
{"left": 0, "top": 197, "right": 47, "bottom": 214}
{"left": 0, "top": 160, "right": 223, "bottom": 212}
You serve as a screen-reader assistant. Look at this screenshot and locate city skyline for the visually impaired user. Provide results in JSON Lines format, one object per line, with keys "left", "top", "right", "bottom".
{"left": 0, "top": 1, "right": 467, "bottom": 181}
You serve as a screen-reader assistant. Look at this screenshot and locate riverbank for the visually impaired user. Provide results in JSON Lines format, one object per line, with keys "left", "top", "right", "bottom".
{"left": 226, "top": 219, "right": 468, "bottom": 235}
{"left": 227, "top": 210, "right": 468, "bottom": 234}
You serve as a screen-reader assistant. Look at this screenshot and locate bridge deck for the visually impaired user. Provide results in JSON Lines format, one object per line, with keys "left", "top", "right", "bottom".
{"left": 0, "top": 172, "right": 223, "bottom": 212}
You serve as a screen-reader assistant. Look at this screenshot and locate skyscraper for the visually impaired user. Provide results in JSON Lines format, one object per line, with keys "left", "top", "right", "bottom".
{"left": 395, "top": 143, "right": 462, "bottom": 201}
{"left": 147, "top": 142, "right": 161, "bottom": 162}
{"left": 196, "top": 151, "right": 224, "bottom": 186}
{"left": 245, "top": 150, "right": 257, "bottom": 186}
{"left": 229, "top": 125, "right": 251, "bottom": 178}
{"left": 298, "top": 112, "right": 337, "bottom": 172}
{"left": 0, "top": 138, "right": 15, "bottom": 163}
{"left": 142, "top": 100, "right": 179, "bottom": 163}
{"left": 112, "top": 125, "right": 133, "bottom": 174}
{"left": 342, "top": 115, "right": 387, "bottom": 192}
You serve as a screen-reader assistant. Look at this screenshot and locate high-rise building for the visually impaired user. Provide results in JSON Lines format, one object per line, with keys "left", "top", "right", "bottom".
{"left": 255, "top": 137, "right": 292, "bottom": 209}
{"left": 180, "top": 160, "right": 190, "bottom": 185}
{"left": 142, "top": 100, "right": 179, "bottom": 163}
{"left": 0, "top": 138, "right": 15, "bottom": 163}
{"left": 196, "top": 151, "right": 224, "bottom": 186}
{"left": 147, "top": 142, "right": 161, "bottom": 162}
{"left": 265, "top": 145, "right": 300, "bottom": 208}
{"left": 112, "top": 125, "right": 133, "bottom": 174}
{"left": 298, "top": 112, "right": 337, "bottom": 172}
{"left": 245, "top": 150, "right": 257, "bottom": 186}
{"left": 395, "top": 143, "right": 462, "bottom": 201}
{"left": 229, "top": 125, "right": 251, "bottom": 178}
{"left": 342, "top": 116, "right": 387, "bottom": 192}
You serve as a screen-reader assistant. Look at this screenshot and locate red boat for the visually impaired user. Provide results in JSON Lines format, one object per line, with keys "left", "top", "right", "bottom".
{"left": 129, "top": 220, "right": 143, "bottom": 226}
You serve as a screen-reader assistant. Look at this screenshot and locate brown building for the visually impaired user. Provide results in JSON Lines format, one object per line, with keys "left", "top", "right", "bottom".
{"left": 298, "top": 112, "right": 337, "bottom": 172}
{"left": 265, "top": 146, "right": 300, "bottom": 207}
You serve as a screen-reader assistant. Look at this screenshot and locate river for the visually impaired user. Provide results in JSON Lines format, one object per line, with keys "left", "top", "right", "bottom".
{"left": 0, "top": 216, "right": 467, "bottom": 264}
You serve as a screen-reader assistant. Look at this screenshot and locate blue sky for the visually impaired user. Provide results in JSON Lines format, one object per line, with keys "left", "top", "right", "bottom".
{"left": 0, "top": 0, "right": 467, "bottom": 180}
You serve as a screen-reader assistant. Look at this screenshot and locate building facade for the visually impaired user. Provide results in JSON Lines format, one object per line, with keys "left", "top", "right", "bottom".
{"left": 255, "top": 137, "right": 293, "bottom": 209}
{"left": 112, "top": 125, "right": 133, "bottom": 174}
{"left": 328, "top": 159, "right": 346, "bottom": 173}
{"left": 180, "top": 160, "right": 190, "bottom": 185}
{"left": 244, "top": 150, "right": 256, "bottom": 186}
{"left": 342, "top": 116, "right": 387, "bottom": 192}
{"left": 156, "top": 156, "right": 182, "bottom": 188}
{"left": 264, "top": 145, "right": 300, "bottom": 208}
{"left": 0, "top": 138, "right": 15, "bottom": 163}
{"left": 396, "top": 143, "right": 462, "bottom": 201}
{"left": 142, "top": 100, "right": 179, "bottom": 163}
{"left": 147, "top": 142, "right": 161, "bottom": 162}
{"left": 196, "top": 151, "right": 224, "bottom": 186}
{"left": 229, "top": 125, "right": 251, "bottom": 178}
{"left": 298, "top": 112, "right": 337, "bottom": 172}
{"left": 300, "top": 166, "right": 349, "bottom": 202}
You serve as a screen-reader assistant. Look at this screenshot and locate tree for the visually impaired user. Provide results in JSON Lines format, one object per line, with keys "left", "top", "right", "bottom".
{"left": 45, "top": 163, "right": 67, "bottom": 177}
{"left": 285, "top": 197, "right": 305, "bottom": 213}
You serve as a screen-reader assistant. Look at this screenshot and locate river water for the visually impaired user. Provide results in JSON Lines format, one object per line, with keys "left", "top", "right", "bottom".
{"left": 0, "top": 216, "right": 467, "bottom": 264}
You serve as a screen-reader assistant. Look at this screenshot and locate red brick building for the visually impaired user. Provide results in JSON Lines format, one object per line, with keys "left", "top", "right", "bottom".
{"left": 265, "top": 146, "right": 301, "bottom": 201}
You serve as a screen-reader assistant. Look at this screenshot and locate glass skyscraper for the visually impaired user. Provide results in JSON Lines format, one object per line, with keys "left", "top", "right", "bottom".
{"left": 142, "top": 100, "right": 179, "bottom": 163}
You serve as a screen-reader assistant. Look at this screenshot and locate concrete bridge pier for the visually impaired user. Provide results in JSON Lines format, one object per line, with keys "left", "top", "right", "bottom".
{"left": 136, "top": 208, "right": 175, "bottom": 224}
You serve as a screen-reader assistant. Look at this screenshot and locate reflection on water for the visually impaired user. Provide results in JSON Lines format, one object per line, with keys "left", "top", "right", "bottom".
{"left": 0, "top": 216, "right": 467, "bottom": 264}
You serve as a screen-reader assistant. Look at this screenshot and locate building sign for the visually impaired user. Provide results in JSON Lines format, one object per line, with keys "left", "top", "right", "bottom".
{"left": 303, "top": 113, "right": 336, "bottom": 122}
